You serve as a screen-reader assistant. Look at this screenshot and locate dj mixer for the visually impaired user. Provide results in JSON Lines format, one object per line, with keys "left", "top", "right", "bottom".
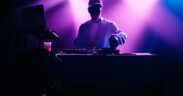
{"left": 59, "top": 48, "right": 120, "bottom": 54}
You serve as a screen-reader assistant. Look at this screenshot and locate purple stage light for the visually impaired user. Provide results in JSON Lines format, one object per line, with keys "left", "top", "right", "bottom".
{"left": 124, "top": 0, "right": 158, "bottom": 17}
{"left": 23, "top": 0, "right": 65, "bottom": 10}
{"left": 69, "top": 0, "right": 90, "bottom": 35}
{"left": 101, "top": 0, "right": 158, "bottom": 53}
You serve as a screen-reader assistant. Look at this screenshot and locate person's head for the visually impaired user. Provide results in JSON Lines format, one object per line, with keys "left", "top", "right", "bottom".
{"left": 88, "top": 0, "right": 103, "bottom": 21}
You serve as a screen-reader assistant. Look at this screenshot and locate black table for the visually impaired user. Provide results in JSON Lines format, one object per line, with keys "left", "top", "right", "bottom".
{"left": 53, "top": 53, "right": 163, "bottom": 96}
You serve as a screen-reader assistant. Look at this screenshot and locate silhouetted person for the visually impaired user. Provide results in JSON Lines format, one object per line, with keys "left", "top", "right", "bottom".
{"left": 74, "top": 0, "right": 127, "bottom": 49}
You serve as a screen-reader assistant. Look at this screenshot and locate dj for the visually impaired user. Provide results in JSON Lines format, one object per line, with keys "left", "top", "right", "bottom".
{"left": 74, "top": 0, "right": 127, "bottom": 49}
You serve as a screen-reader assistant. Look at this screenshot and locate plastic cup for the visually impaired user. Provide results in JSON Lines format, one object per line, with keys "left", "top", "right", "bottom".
{"left": 44, "top": 42, "right": 52, "bottom": 52}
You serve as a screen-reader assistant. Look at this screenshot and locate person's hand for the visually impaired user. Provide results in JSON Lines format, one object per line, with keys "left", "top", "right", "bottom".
{"left": 109, "top": 35, "right": 119, "bottom": 49}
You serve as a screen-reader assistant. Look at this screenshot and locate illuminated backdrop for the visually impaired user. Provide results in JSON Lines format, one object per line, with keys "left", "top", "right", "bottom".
{"left": 18, "top": 0, "right": 183, "bottom": 53}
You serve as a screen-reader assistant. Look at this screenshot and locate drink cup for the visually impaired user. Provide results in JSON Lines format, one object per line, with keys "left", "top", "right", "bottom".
{"left": 44, "top": 42, "right": 52, "bottom": 52}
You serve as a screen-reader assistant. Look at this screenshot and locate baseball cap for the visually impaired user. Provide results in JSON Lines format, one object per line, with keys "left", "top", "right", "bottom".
{"left": 88, "top": 0, "right": 103, "bottom": 8}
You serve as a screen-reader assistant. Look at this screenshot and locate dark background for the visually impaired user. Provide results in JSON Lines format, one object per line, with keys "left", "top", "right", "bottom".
{"left": 2, "top": 0, "right": 183, "bottom": 96}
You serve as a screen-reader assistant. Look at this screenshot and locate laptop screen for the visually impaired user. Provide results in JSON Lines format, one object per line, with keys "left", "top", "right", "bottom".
{"left": 21, "top": 4, "right": 46, "bottom": 30}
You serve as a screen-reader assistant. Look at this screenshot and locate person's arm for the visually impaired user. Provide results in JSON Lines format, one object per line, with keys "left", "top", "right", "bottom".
{"left": 74, "top": 24, "right": 87, "bottom": 48}
{"left": 109, "top": 22, "right": 127, "bottom": 48}
{"left": 114, "top": 30, "right": 127, "bottom": 45}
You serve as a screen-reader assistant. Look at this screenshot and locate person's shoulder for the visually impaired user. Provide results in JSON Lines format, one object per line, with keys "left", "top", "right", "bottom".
{"left": 101, "top": 18, "right": 125, "bottom": 32}
{"left": 101, "top": 18, "right": 117, "bottom": 26}
{"left": 80, "top": 20, "right": 91, "bottom": 26}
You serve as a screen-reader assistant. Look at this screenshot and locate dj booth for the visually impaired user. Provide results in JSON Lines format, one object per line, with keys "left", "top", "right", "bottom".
{"left": 53, "top": 49, "right": 164, "bottom": 96}
{"left": 20, "top": 5, "right": 163, "bottom": 95}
